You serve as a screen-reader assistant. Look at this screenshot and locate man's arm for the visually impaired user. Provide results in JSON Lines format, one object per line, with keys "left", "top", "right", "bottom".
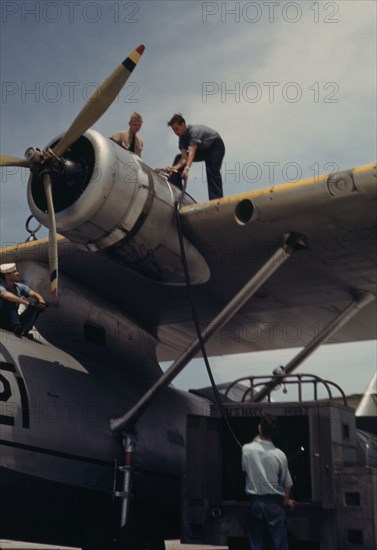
{"left": 0, "top": 290, "right": 29, "bottom": 307}
{"left": 28, "top": 290, "right": 46, "bottom": 305}
{"left": 182, "top": 144, "right": 197, "bottom": 179}
{"left": 284, "top": 486, "right": 295, "bottom": 509}
{"left": 111, "top": 132, "right": 131, "bottom": 150}
{"left": 166, "top": 148, "right": 188, "bottom": 174}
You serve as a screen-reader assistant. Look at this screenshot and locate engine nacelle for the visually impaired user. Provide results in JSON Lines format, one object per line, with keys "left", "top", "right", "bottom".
{"left": 27, "top": 130, "right": 210, "bottom": 284}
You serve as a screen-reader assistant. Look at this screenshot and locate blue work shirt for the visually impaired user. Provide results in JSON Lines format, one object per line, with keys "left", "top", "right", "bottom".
{"left": 179, "top": 124, "right": 221, "bottom": 152}
{"left": 242, "top": 436, "right": 293, "bottom": 497}
{"left": 0, "top": 282, "right": 31, "bottom": 305}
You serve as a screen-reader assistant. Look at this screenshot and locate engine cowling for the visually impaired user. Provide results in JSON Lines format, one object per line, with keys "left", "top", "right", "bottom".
{"left": 27, "top": 129, "right": 210, "bottom": 285}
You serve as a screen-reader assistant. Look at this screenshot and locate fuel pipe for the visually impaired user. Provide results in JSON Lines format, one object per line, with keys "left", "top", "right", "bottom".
{"left": 113, "top": 432, "right": 136, "bottom": 530}
{"left": 110, "top": 232, "right": 305, "bottom": 434}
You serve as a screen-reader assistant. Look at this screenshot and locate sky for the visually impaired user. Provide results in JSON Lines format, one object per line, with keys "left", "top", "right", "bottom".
{"left": 0, "top": 0, "right": 376, "bottom": 398}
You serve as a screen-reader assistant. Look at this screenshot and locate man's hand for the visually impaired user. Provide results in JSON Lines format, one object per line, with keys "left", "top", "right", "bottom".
{"left": 28, "top": 301, "right": 47, "bottom": 311}
{"left": 285, "top": 498, "right": 296, "bottom": 510}
{"left": 165, "top": 166, "right": 178, "bottom": 175}
{"left": 155, "top": 167, "right": 178, "bottom": 175}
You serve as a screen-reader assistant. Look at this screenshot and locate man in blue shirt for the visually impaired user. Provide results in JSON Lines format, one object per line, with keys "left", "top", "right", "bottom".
{"left": 167, "top": 114, "right": 225, "bottom": 200}
{"left": 242, "top": 415, "right": 295, "bottom": 549}
{"left": 0, "top": 263, "right": 46, "bottom": 337}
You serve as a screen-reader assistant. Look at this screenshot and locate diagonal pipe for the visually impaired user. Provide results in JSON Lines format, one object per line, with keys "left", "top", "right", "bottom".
{"left": 110, "top": 232, "right": 304, "bottom": 434}
{"left": 251, "top": 290, "right": 375, "bottom": 402}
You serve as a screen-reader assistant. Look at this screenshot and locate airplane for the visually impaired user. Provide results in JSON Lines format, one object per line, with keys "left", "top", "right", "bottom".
{"left": 0, "top": 44, "right": 376, "bottom": 549}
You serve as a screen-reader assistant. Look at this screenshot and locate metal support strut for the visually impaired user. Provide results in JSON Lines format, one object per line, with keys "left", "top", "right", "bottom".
{"left": 251, "top": 290, "right": 375, "bottom": 402}
{"left": 110, "top": 232, "right": 305, "bottom": 434}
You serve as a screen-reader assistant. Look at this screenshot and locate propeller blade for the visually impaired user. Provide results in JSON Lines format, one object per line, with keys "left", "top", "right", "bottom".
{"left": 53, "top": 44, "right": 145, "bottom": 157}
{"left": 0, "top": 154, "right": 31, "bottom": 168}
{"left": 43, "top": 173, "right": 58, "bottom": 298}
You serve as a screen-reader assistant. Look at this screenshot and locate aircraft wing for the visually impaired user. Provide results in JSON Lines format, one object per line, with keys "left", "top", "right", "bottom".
{"left": 169, "top": 163, "right": 377, "bottom": 359}
{"left": 1, "top": 163, "right": 376, "bottom": 362}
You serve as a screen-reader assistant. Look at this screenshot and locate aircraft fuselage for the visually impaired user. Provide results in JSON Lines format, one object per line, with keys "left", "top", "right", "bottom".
{"left": 0, "top": 330, "right": 205, "bottom": 546}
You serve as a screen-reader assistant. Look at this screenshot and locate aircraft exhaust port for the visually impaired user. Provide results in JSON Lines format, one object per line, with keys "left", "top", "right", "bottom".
{"left": 234, "top": 198, "right": 256, "bottom": 225}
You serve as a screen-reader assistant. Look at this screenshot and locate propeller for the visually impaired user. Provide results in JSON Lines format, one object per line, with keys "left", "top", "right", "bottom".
{"left": 0, "top": 44, "right": 145, "bottom": 297}
{"left": 0, "top": 154, "right": 31, "bottom": 168}
{"left": 53, "top": 44, "right": 145, "bottom": 158}
{"left": 42, "top": 172, "right": 58, "bottom": 298}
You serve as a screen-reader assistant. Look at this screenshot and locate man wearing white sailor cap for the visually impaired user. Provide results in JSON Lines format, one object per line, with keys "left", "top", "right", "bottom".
{"left": 0, "top": 263, "right": 46, "bottom": 338}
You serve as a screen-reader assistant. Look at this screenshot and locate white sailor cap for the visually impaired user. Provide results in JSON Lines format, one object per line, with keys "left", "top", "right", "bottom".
{"left": 0, "top": 263, "right": 17, "bottom": 274}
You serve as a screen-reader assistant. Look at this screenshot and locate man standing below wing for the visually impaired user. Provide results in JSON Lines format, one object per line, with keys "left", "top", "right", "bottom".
{"left": 242, "top": 415, "right": 295, "bottom": 550}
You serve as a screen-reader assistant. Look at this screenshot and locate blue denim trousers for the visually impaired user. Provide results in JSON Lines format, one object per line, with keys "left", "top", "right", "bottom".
{"left": 247, "top": 495, "right": 289, "bottom": 550}
{"left": 0, "top": 300, "right": 40, "bottom": 334}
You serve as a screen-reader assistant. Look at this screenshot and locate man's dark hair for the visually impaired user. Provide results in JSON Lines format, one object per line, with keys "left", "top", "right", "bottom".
{"left": 168, "top": 114, "right": 185, "bottom": 127}
{"left": 259, "top": 414, "right": 278, "bottom": 439}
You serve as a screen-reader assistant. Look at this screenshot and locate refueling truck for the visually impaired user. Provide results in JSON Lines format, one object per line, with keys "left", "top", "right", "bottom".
{"left": 181, "top": 373, "right": 377, "bottom": 550}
